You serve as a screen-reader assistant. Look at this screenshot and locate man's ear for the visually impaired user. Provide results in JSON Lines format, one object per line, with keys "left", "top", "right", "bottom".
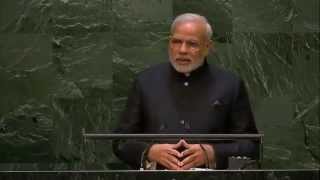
{"left": 208, "top": 40, "right": 213, "bottom": 49}
{"left": 208, "top": 40, "right": 215, "bottom": 54}
{"left": 204, "top": 40, "right": 213, "bottom": 55}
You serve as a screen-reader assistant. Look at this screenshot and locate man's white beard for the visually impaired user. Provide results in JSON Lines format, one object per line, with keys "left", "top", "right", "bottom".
{"left": 170, "top": 58, "right": 205, "bottom": 74}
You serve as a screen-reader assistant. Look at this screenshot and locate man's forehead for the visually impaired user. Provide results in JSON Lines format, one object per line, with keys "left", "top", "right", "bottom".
{"left": 171, "top": 34, "right": 201, "bottom": 42}
{"left": 175, "top": 21, "right": 205, "bottom": 31}
{"left": 172, "top": 21, "right": 207, "bottom": 40}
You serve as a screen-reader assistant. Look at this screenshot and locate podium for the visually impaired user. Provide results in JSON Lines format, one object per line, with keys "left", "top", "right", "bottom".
{"left": 0, "top": 132, "right": 318, "bottom": 180}
{"left": 82, "top": 131, "right": 264, "bottom": 170}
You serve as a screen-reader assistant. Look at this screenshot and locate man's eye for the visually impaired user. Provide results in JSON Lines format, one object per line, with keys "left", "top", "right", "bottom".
{"left": 171, "top": 39, "right": 182, "bottom": 44}
{"left": 188, "top": 41, "right": 199, "bottom": 47}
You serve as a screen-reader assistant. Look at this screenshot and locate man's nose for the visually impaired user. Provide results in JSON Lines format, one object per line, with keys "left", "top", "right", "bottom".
{"left": 179, "top": 42, "right": 188, "bottom": 54}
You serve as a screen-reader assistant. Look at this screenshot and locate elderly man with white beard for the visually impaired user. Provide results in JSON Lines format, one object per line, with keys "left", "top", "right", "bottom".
{"left": 113, "top": 13, "right": 258, "bottom": 170}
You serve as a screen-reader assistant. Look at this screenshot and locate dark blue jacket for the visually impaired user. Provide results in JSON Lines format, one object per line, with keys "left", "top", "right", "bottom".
{"left": 113, "top": 61, "right": 258, "bottom": 169}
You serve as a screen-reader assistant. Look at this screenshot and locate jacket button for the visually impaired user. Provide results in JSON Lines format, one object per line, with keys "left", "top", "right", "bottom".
{"left": 184, "top": 82, "right": 189, "bottom": 86}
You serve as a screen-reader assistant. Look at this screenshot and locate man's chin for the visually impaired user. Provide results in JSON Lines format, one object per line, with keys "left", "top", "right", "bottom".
{"left": 172, "top": 64, "right": 193, "bottom": 74}
{"left": 170, "top": 58, "right": 205, "bottom": 74}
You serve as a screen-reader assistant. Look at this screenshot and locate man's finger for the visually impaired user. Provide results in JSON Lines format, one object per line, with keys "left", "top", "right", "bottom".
{"left": 172, "top": 139, "right": 183, "bottom": 149}
{"left": 181, "top": 161, "right": 195, "bottom": 170}
{"left": 166, "top": 154, "right": 182, "bottom": 167}
{"left": 181, "top": 147, "right": 195, "bottom": 158}
{"left": 180, "top": 153, "right": 196, "bottom": 167}
{"left": 163, "top": 159, "right": 181, "bottom": 170}
{"left": 167, "top": 149, "right": 182, "bottom": 158}
{"left": 180, "top": 139, "right": 190, "bottom": 148}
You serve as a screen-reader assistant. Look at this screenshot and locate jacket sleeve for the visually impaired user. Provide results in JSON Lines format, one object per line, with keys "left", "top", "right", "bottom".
{"left": 213, "top": 79, "right": 259, "bottom": 169}
{"left": 112, "top": 78, "right": 150, "bottom": 169}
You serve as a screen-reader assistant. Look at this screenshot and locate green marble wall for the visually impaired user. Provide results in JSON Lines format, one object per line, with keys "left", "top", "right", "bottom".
{"left": 0, "top": 0, "right": 319, "bottom": 170}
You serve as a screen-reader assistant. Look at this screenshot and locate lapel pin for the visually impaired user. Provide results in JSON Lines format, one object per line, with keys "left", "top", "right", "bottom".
{"left": 211, "top": 100, "right": 222, "bottom": 107}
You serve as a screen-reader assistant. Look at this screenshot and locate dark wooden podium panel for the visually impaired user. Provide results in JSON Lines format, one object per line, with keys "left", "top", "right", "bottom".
{"left": 0, "top": 170, "right": 318, "bottom": 180}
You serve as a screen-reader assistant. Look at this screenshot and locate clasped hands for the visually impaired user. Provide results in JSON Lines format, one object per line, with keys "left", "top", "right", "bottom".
{"left": 147, "top": 139, "right": 215, "bottom": 170}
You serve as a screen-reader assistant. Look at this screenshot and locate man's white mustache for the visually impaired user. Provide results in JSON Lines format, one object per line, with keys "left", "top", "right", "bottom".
{"left": 175, "top": 57, "right": 191, "bottom": 61}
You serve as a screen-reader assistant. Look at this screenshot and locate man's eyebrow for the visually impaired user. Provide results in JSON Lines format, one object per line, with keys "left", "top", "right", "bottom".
{"left": 171, "top": 36, "right": 199, "bottom": 42}
{"left": 171, "top": 37, "right": 180, "bottom": 40}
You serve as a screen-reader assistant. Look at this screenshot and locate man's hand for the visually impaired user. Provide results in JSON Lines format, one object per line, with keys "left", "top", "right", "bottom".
{"left": 179, "top": 140, "right": 215, "bottom": 170}
{"left": 147, "top": 141, "right": 184, "bottom": 170}
{"left": 147, "top": 139, "right": 215, "bottom": 170}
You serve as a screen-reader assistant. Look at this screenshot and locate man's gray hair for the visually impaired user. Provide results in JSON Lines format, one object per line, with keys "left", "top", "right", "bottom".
{"left": 171, "top": 13, "right": 213, "bottom": 40}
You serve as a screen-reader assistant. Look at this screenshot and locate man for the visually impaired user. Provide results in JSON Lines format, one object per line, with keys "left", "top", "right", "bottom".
{"left": 113, "top": 13, "right": 258, "bottom": 170}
